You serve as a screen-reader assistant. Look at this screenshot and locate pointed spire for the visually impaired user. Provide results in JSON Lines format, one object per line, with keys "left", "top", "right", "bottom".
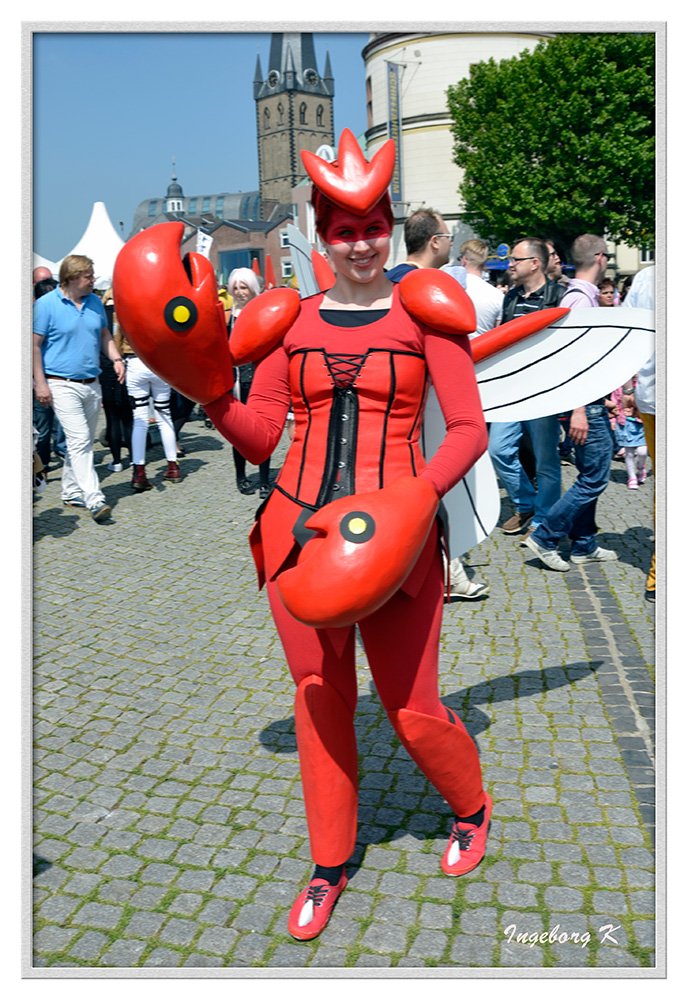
{"left": 254, "top": 50, "right": 263, "bottom": 84}
{"left": 324, "top": 51, "right": 333, "bottom": 81}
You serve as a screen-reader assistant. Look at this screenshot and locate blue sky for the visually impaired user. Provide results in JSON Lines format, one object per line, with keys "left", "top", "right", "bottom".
{"left": 32, "top": 29, "right": 370, "bottom": 262}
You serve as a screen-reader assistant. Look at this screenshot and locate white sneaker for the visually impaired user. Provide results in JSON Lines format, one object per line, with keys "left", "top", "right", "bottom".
{"left": 570, "top": 546, "right": 618, "bottom": 564}
{"left": 449, "top": 558, "right": 489, "bottom": 599}
{"left": 451, "top": 579, "right": 489, "bottom": 600}
{"left": 525, "top": 534, "right": 570, "bottom": 571}
{"left": 107, "top": 462, "right": 123, "bottom": 472}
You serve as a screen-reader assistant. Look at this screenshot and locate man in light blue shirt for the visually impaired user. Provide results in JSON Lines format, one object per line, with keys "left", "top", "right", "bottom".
{"left": 33, "top": 255, "right": 126, "bottom": 521}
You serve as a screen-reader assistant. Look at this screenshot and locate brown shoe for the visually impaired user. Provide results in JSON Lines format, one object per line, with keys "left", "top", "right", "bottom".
{"left": 519, "top": 526, "right": 536, "bottom": 547}
{"left": 501, "top": 510, "right": 533, "bottom": 534}
{"left": 131, "top": 464, "right": 152, "bottom": 492}
{"left": 163, "top": 461, "right": 181, "bottom": 482}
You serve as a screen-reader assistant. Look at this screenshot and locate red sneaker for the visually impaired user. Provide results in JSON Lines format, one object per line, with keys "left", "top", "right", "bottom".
{"left": 287, "top": 871, "right": 347, "bottom": 941}
{"left": 441, "top": 793, "right": 493, "bottom": 877}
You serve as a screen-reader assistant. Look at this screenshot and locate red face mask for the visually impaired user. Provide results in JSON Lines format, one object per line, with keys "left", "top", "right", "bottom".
{"left": 320, "top": 205, "right": 392, "bottom": 246}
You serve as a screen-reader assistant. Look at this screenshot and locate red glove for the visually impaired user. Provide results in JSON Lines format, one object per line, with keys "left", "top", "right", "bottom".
{"left": 112, "top": 222, "right": 234, "bottom": 405}
{"left": 276, "top": 476, "right": 439, "bottom": 629}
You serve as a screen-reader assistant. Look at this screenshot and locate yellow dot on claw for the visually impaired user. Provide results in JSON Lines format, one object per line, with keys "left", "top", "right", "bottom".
{"left": 347, "top": 517, "right": 368, "bottom": 535}
{"left": 173, "top": 304, "right": 191, "bottom": 324}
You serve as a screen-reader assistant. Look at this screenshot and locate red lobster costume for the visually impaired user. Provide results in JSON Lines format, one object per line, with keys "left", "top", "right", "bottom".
{"left": 112, "top": 130, "right": 564, "bottom": 940}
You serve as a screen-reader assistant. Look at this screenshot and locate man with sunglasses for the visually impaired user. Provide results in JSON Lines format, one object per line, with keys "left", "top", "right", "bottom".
{"left": 488, "top": 237, "right": 566, "bottom": 540}
{"left": 525, "top": 234, "right": 619, "bottom": 571}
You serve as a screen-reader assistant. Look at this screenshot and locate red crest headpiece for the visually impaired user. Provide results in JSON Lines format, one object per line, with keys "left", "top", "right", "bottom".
{"left": 301, "top": 128, "right": 396, "bottom": 217}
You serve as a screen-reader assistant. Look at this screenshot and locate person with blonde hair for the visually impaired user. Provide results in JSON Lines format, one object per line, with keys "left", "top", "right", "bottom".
{"left": 33, "top": 255, "right": 126, "bottom": 522}
{"left": 227, "top": 267, "right": 272, "bottom": 498}
{"left": 458, "top": 238, "right": 504, "bottom": 337}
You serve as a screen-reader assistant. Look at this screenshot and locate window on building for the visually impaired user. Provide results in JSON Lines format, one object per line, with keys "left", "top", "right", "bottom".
{"left": 148, "top": 200, "right": 158, "bottom": 217}
{"left": 366, "top": 77, "right": 373, "bottom": 130}
{"left": 202, "top": 196, "right": 210, "bottom": 214}
{"left": 316, "top": 105, "right": 324, "bottom": 127}
{"left": 299, "top": 102, "right": 307, "bottom": 124}
{"left": 640, "top": 245, "right": 655, "bottom": 263}
{"left": 189, "top": 198, "right": 197, "bottom": 214}
{"left": 216, "top": 196, "right": 224, "bottom": 218}
{"left": 263, "top": 107, "right": 270, "bottom": 130}
{"left": 278, "top": 103, "right": 284, "bottom": 125}
{"left": 280, "top": 230, "right": 290, "bottom": 249}
{"left": 281, "top": 259, "right": 294, "bottom": 279}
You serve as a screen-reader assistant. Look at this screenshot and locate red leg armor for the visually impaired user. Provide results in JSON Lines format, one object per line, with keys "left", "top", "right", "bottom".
{"left": 294, "top": 674, "right": 359, "bottom": 866}
{"left": 386, "top": 706, "right": 486, "bottom": 819}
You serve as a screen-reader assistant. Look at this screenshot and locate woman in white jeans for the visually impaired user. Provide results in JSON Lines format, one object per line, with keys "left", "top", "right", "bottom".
{"left": 126, "top": 353, "right": 181, "bottom": 491}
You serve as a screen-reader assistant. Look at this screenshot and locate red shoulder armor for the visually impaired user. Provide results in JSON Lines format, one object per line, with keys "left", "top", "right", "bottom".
{"left": 398, "top": 269, "right": 476, "bottom": 335}
{"left": 230, "top": 288, "right": 301, "bottom": 365}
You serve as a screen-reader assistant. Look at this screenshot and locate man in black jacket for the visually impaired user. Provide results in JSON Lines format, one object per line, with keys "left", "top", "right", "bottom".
{"left": 488, "top": 237, "right": 566, "bottom": 539}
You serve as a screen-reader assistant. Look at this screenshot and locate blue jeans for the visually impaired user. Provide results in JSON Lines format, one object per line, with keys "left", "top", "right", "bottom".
{"left": 33, "top": 394, "right": 66, "bottom": 466}
{"left": 488, "top": 416, "right": 561, "bottom": 527}
{"left": 531, "top": 404, "right": 614, "bottom": 556}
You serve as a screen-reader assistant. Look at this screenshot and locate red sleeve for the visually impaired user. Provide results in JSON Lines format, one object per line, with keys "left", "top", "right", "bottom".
{"left": 419, "top": 330, "right": 488, "bottom": 498}
{"left": 204, "top": 345, "right": 291, "bottom": 465}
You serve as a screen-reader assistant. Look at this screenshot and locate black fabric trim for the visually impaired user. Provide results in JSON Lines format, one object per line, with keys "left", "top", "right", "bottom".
{"left": 296, "top": 353, "right": 311, "bottom": 498}
{"left": 319, "top": 309, "right": 389, "bottom": 327}
{"left": 379, "top": 354, "right": 395, "bottom": 488}
{"left": 315, "top": 387, "right": 359, "bottom": 507}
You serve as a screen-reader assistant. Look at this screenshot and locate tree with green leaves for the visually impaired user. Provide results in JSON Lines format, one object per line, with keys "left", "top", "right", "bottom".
{"left": 446, "top": 32, "right": 655, "bottom": 256}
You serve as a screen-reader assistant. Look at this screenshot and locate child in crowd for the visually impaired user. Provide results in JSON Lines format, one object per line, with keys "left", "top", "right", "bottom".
{"left": 611, "top": 379, "right": 648, "bottom": 489}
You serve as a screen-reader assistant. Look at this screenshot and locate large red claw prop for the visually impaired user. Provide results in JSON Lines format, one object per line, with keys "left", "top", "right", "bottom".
{"left": 470, "top": 307, "right": 570, "bottom": 363}
{"left": 301, "top": 128, "right": 396, "bottom": 216}
{"left": 276, "top": 476, "right": 439, "bottom": 629}
{"left": 230, "top": 288, "right": 301, "bottom": 365}
{"left": 112, "top": 222, "right": 233, "bottom": 405}
{"left": 399, "top": 269, "right": 477, "bottom": 336}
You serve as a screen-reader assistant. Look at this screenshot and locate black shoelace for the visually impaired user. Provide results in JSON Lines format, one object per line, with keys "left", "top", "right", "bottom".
{"left": 305, "top": 883, "right": 332, "bottom": 908}
{"left": 450, "top": 824, "right": 476, "bottom": 852}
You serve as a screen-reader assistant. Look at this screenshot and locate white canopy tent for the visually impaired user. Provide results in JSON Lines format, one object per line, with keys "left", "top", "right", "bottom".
{"left": 56, "top": 201, "right": 125, "bottom": 290}
{"left": 32, "top": 252, "right": 59, "bottom": 279}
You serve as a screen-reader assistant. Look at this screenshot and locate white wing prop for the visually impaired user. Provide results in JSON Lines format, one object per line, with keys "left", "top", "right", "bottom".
{"left": 287, "top": 224, "right": 321, "bottom": 299}
{"left": 475, "top": 307, "right": 655, "bottom": 422}
{"left": 421, "top": 387, "right": 501, "bottom": 557}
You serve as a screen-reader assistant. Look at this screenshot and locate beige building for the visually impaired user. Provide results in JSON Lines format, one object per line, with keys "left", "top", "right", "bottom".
{"left": 361, "top": 30, "right": 653, "bottom": 279}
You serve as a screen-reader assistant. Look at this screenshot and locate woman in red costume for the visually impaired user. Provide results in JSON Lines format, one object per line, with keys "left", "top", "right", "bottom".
{"left": 114, "top": 131, "right": 493, "bottom": 942}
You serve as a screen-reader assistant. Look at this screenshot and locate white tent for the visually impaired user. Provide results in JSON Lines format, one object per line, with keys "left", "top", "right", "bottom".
{"left": 57, "top": 201, "right": 125, "bottom": 290}
{"left": 33, "top": 252, "right": 58, "bottom": 279}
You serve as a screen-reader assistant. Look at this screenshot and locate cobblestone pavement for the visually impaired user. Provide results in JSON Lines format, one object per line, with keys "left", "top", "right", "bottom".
{"left": 30, "top": 413, "right": 660, "bottom": 974}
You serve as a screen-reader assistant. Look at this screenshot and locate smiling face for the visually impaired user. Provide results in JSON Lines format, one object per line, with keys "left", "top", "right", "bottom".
{"left": 319, "top": 205, "right": 391, "bottom": 284}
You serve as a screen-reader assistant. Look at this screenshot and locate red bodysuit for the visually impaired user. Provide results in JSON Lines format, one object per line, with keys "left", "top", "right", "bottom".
{"left": 206, "top": 285, "right": 488, "bottom": 865}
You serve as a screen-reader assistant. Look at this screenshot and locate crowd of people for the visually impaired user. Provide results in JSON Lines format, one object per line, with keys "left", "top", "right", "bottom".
{"left": 33, "top": 131, "right": 656, "bottom": 945}
{"left": 31, "top": 259, "right": 283, "bottom": 512}
{"left": 32, "top": 230, "right": 656, "bottom": 601}
{"left": 452, "top": 236, "right": 655, "bottom": 603}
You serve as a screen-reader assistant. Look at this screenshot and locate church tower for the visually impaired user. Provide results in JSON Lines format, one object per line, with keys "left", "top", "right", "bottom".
{"left": 254, "top": 32, "right": 335, "bottom": 220}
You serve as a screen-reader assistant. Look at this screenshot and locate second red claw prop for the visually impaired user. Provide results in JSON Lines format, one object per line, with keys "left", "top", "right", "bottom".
{"left": 276, "top": 477, "right": 439, "bottom": 630}
{"left": 112, "top": 222, "right": 234, "bottom": 405}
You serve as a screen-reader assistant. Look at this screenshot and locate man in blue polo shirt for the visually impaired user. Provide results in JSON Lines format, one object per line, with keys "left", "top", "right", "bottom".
{"left": 33, "top": 254, "right": 127, "bottom": 522}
